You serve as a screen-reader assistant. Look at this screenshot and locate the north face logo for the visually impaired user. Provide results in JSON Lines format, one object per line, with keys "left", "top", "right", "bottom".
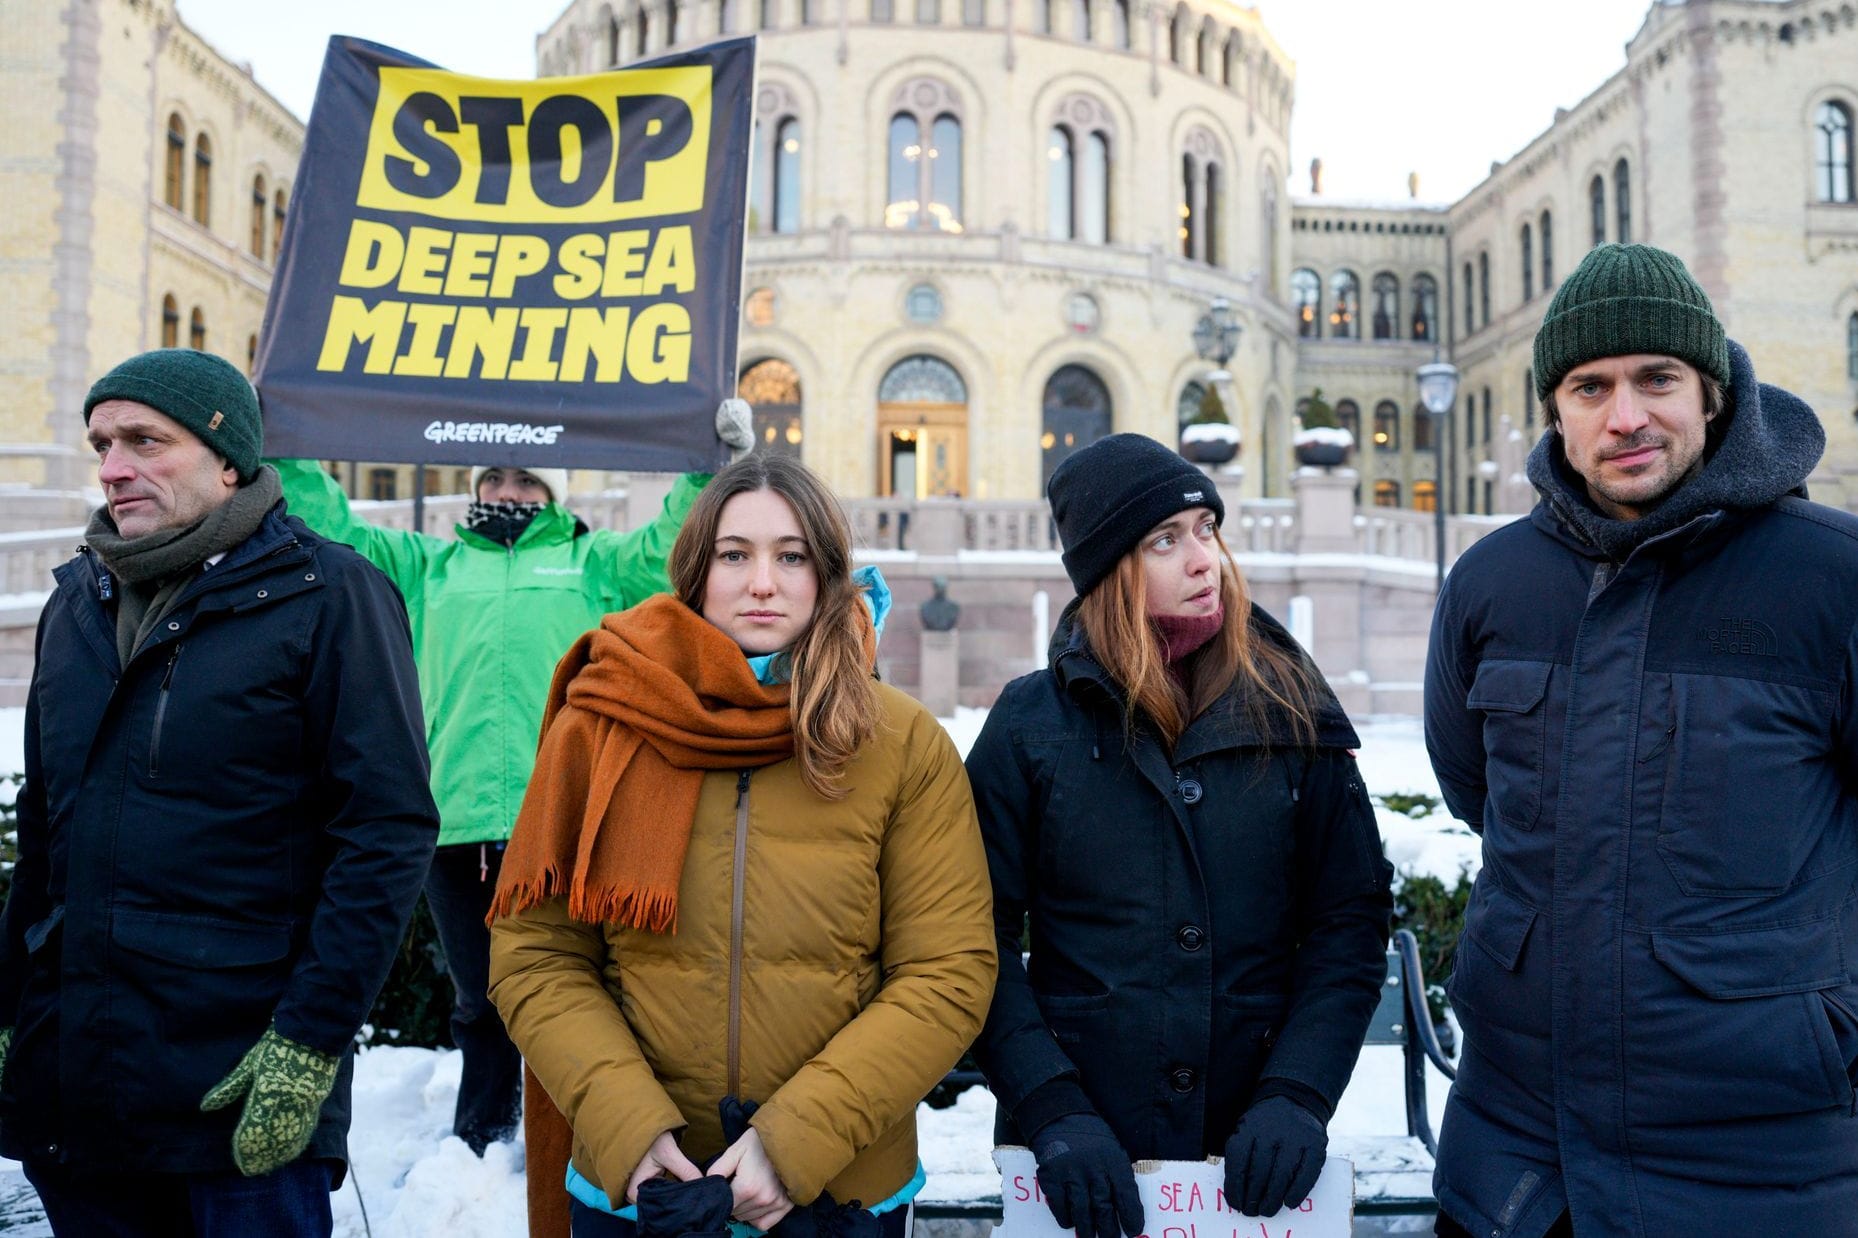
{"left": 1703, "top": 617, "right": 1777, "bottom": 656}
{"left": 1183, "top": 489, "right": 1204, "bottom": 502}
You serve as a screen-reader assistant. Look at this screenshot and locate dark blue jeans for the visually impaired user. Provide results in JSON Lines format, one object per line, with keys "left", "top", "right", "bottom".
{"left": 570, "top": 1202, "right": 912, "bottom": 1238}
{"left": 24, "top": 1157, "right": 335, "bottom": 1237}
{"left": 424, "top": 840, "right": 524, "bottom": 1153}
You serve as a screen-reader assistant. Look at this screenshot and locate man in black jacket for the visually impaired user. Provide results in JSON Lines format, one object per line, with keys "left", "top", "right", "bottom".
{"left": 0, "top": 348, "right": 439, "bottom": 1236}
{"left": 1426, "top": 245, "right": 1858, "bottom": 1237}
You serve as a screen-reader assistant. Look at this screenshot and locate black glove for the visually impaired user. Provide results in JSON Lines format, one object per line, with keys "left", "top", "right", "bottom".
{"left": 1028, "top": 1113, "right": 1146, "bottom": 1238}
{"left": 1223, "top": 1096, "right": 1327, "bottom": 1217}
{"left": 636, "top": 1175, "right": 735, "bottom": 1238}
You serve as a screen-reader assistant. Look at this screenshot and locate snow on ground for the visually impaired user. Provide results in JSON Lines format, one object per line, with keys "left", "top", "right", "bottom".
{"left": 0, "top": 707, "right": 1471, "bottom": 1230}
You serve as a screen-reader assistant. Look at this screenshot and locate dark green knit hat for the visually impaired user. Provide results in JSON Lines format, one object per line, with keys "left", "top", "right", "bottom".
{"left": 1532, "top": 243, "right": 1729, "bottom": 401}
{"left": 83, "top": 348, "right": 262, "bottom": 481}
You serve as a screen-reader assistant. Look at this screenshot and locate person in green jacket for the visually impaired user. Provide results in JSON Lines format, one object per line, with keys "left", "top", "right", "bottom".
{"left": 271, "top": 402, "right": 753, "bottom": 1154}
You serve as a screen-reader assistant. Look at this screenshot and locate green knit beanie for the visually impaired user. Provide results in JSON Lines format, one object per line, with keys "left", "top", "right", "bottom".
{"left": 83, "top": 348, "right": 263, "bottom": 482}
{"left": 1532, "top": 243, "right": 1729, "bottom": 401}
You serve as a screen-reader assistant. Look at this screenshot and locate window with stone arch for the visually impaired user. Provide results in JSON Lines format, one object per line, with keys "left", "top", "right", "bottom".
{"left": 1520, "top": 221, "right": 1533, "bottom": 302}
{"left": 1589, "top": 174, "right": 1605, "bottom": 247}
{"left": 250, "top": 173, "right": 268, "bottom": 257}
{"left": 606, "top": 5, "right": 623, "bottom": 56}
{"left": 1035, "top": 0, "right": 1051, "bottom": 33}
{"left": 1333, "top": 399, "right": 1360, "bottom": 444}
{"left": 164, "top": 113, "right": 185, "bottom": 210}
{"left": 1179, "top": 127, "right": 1227, "bottom": 266}
{"left": 273, "top": 188, "right": 288, "bottom": 261}
{"left": 1540, "top": 208, "right": 1553, "bottom": 290}
{"left": 885, "top": 80, "right": 963, "bottom": 231}
{"left": 1817, "top": 100, "right": 1855, "bottom": 204}
{"left": 1848, "top": 311, "right": 1858, "bottom": 381}
{"left": 161, "top": 294, "right": 180, "bottom": 349}
{"left": 1046, "top": 96, "right": 1113, "bottom": 243}
{"left": 1477, "top": 250, "right": 1490, "bottom": 327}
{"left": 666, "top": 0, "right": 682, "bottom": 41}
{"left": 739, "top": 358, "right": 804, "bottom": 458}
{"left": 1291, "top": 268, "right": 1320, "bottom": 338}
{"left": 189, "top": 307, "right": 206, "bottom": 351}
{"left": 1614, "top": 157, "right": 1631, "bottom": 244}
{"left": 1462, "top": 262, "right": 1475, "bottom": 335}
{"left": 1328, "top": 270, "right": 1360, "bottom": 339}
{"left": 1111, "top": 0, "right": 1129, "bottom": 47}
{"left": 1371, "top": 272, "right": 1399, "bottom": 340}
{"left": 1373, "top": 400, "right": 1400, "bottom": 451}
{"left": 1070, "top": 0, "right": 1089, "bottom": 39}
{"left": 1196, "top": 22, "right": 1214, "bottom": 77}
{"left": 1411, "top": 273, "right": 1438, "bottom": 342}
{"left": 1169, "top": 5, "right": 1186, "bottom": 65}
{"left": 879, "top": 355, "right": 967, "bottom": 403}
{"left": 635, "top": 4, "right": 650, "bottom": 56}
{"left": 1373, "top": 479, "right": 1400, "bottom": 508}
{"left": 1041, "top": 364, "right": 1113, "bottom": 488}
{"left": 192, "top": 131, "right": 213, "bottom": 226}
{"left": 1222, "top": 33, "right": 1240, "bottom": 87}
{"left": 753, "top": 85, "right": 804, "bottom": 234}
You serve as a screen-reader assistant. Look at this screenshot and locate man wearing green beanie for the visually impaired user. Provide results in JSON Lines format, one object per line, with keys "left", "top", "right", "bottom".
{"left": 1424, "top": 243, "right": 1858, "bottom": 1237}
{"left": 0, "top": 347, "right": 440, "bottom": 1236}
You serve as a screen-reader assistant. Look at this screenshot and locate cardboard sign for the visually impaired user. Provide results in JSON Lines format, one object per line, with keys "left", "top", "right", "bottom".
{"left": 993, "top": 1147, "right": 1352, "bottom": 1238}
{"left": 254, "top": 35, "right": 754, "bottom": 472}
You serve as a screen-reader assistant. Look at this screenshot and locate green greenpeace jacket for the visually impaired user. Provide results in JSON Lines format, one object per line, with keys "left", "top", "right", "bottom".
{"left": 273, "top": 458, "right": 706, "bottom": 847}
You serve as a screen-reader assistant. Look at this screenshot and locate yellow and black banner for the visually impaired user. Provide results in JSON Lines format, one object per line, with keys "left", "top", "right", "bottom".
{"left": 255, "top": 35, "right": 753, "bottom": 471}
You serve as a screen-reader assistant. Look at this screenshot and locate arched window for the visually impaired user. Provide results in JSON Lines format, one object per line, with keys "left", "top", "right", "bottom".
{"left": 1411, "top": 273, "right": 1438, "bottom": 342}
{"left": 1521, "top": 222, "right": 1534, "bottom": 302}
{"left": 1412, "top": 480, "right": 1437, "bottom": 513}
{"left": 1041, "top": 364, "right": 1113, "bottom": 488}
{"left": 273, "top": 189, "right": 288, "bottom": 260}
{"left": 1204, "top": 162, "right": 1221, "bottom": 267}
{"left": 1614, "top": 158, "right": 1631, "bottom": 244}
{"left": 1047, "top": 127, "right": 1073, "bottom": 238}
{"left": 247, "top": 333, "right": 258, "bottom": 374}
{"left": 1373, "top": 401, "right": 1400, "bottom": 451}
{"left": 740, "top": 358, "right": 804, "bottom": 458}
{"left": 772, "top": 118, "right": 801, "bottom": 233}
{"left": 760, "top": 0, "right": 776, "bottom": 28}
{"left": 1371, "top": 272, "right": 1398, "bottom": 340}
{"left": 802, "top": 0, "right": 818, "bottom": 22}
{"left": 164, "top": 114, "right": 185, "bottom": 209}
{"left": 610, "top": 9, "right": 625, "bottom": 55}
{"left": 887, "top": 114, "right": 920, "bottom": 226}
{"left": 1462, "top": 262, "right": 1475, "bottom": 335}
{"left": 1112, "top": 0, "right": 1129, "bottom": 47}
{"left": 1848, "top": 312, "right": 1858, "bottom": 381}
{"left": 1071, "top": 0, "right": 1089, "bottom": 39}
{"left": 1035, "top": 0, "right": 1051, "bottom": 32}
{"left": 1291, "top": 268, "right": 1320, "bottom": 338}
{"left": 1413, "top": 405, "right": 1435, "bottom": 451}
{"left": 1179, "top": 154, "right": 1195, "bottom": 258}
{"left": 1373, "top": 479, "right": 1400, "bottom": 508}
{"left": 1540, "top": 209, "right": 1554, "bottom": 290}
{"left": 1177, "top": 380, "right": 1208, "bottom": 426}
{"left": 1080, "top": 131, "right": 1109, "bottom": 244}
{"left": 1590, "top": 174, "right": 1605, "bottom": 247}
{"left": 1197, "top": 23, "right": 1213, "bottom": 76}
{"left": 1477, "top": 251, "right": 1490, "bottom": 327}
{"left": 1818, "top": 101, "right": 1855, "bottom": 204}
{"left": 1334, "top": 399, "right": 1360, "bottom": 444}
{"left": 880, "top": 355, "right": 967, "bottom": 402}
{"left": 1221, "top": 33, "right": 1236, "bottom": 85}
{"left": 929, "top": 115, "right": 962, "bottom": 231}
{"left": 250, "top": 174, "right": 267, "bottom": 257}
{"left": 192, "top": 132, "right": 212, "bottom": 226}
{"left": 1169, "top": 7, "right": 1184, "bottom": 64}
{"left": 161, "top": 294, "right": 179, "bottom": 349}
{"left": 1523, "top": 369, "right": 1536, "bottom": 430}
{"left": 1327, "top": 270, "right": 1359, "bottom": 339}
{"left": 189, "top": 307, "right": 206, "bottom": 351}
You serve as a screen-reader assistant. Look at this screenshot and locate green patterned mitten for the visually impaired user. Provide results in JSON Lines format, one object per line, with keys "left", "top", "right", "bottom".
{"left": 200, "top": 1025, "right": 340, "bottom": 1177}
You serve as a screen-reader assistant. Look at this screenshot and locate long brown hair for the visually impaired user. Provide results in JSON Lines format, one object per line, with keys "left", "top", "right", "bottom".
{"left": 1075, "top": 530, "right": 1317, "bottom": 750}
{"left": 667, "top": 454, "right": 879, "bottom": 799}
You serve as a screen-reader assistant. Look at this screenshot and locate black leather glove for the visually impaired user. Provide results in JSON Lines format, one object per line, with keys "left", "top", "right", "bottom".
{"left": 1223, "top": 1096, "right": 1328, "bottom": 1217}
{"left": 1028, "top": 1113, "right": 1146, "bottom": 1238}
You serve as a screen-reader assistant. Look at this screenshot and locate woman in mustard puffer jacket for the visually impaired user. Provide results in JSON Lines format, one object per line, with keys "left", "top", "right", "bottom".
{"left": 488, "top": 454, "right": 996, "bottom": 1238}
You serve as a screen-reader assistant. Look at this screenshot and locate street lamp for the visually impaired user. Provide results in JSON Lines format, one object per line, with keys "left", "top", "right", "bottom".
{"left": 1416, "top": 359, "right": 1460, "bottom": 592}
{"left": 1192, "top": 296, "right": 1242, "bottom": 370}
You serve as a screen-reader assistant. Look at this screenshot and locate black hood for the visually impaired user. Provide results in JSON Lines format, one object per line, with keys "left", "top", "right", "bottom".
{"left": 1047, "top": 596, "right": 1358, "bottom": 749}
{"left": 1525, "top": 339, "right": 1823, "bottom": 561}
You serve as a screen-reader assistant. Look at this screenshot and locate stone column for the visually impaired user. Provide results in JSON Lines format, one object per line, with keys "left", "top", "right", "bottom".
{"left": 919, "top": 630, "right": 960, "bottom": 717}
{"left": 1289, "top": 467, "right": 1368, "bottom": 716}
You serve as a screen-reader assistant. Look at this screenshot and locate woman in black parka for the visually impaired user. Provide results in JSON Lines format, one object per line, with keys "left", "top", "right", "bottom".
{"left": 967, "top": 434, "right": 1393, "bottom": 1236}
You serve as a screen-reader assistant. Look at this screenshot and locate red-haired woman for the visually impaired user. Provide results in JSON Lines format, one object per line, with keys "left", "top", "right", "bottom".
{"left": 967, "top": 433, "right": 1393, "bottom": 1234}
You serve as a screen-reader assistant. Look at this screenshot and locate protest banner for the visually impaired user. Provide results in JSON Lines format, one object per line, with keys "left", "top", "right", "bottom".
{"left": 993, "top": 1147, "right": 1352, "bottom": 1238}
{"left": 254, "top": 34, "right": 753, "bottom": 472}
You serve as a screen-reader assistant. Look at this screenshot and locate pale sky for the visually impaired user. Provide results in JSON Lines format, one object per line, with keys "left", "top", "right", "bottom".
{"left": 176, "top": 0, "right": 1659, "bottom": 204}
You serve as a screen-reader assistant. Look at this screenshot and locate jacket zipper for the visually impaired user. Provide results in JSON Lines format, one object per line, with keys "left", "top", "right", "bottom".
{"left": 728, "top": 768, "right": 751, "bottom": 1098}
{"left": 149, "top": 643, "right": 183, "bottom": 776}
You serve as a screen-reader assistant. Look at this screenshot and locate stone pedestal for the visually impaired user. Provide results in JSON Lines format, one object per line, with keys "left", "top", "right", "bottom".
{"left": 919, "top": 629, "right": 960, "bottom": 718}
{"left": 1288, "top": 467, "right": 1366, "bottom": 695}
{"left": 1290, "top": 466, "right": 1359, "bottom": 555}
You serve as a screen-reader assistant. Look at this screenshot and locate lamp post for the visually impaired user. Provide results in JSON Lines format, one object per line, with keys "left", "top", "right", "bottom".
{"left": 1189, "top": 297, "right": 1244, "bottom": 472}
{"left": 1416, "top": 359, "right": 1461, "bottom": 592}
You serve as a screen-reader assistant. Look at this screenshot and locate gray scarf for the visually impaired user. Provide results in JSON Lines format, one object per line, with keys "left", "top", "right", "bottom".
{"left": 1524, "top": 340, "right": 1823, "bottom": 562}
{"left": 86, "top": 465, "right": 283, "bottom": 667}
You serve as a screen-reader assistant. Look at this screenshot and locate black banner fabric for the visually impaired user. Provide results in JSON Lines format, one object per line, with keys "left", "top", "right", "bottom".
{"left": 254, "top": 35, "right": 754, "bottom": 472}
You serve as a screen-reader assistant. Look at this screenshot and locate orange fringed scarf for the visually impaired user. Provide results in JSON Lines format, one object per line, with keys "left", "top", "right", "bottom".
{"left": 489, "top": 593, "right": 797, "bottom": 933}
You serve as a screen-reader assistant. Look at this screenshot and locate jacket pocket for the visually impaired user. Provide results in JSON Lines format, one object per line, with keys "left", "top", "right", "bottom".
{"left": 1655, "top": 672, "right": 1841, "bottom": 896}
{"left": 1465, "top": 659, "right": 1552, "bottom": 832}
{"left": 1629, "top": 921, "right": 1852, "bottom": 1123}
{"left": 1447, "top": 881, "right": 1544, "bottom": 1043}
{"left": 1035, "top": 990, "right": 1112, "bottom": 1046}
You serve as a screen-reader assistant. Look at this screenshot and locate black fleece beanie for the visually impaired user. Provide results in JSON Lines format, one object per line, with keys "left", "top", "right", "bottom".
{"left": 1047, "top": 433, "right": 1226, "bottom": 596}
